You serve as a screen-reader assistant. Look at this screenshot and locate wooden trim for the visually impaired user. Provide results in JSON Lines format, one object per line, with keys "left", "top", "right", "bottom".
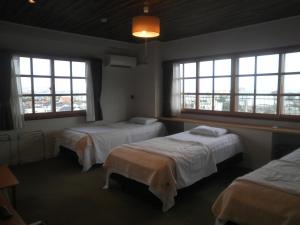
{"left": 212, "top": 60, "right": 215, "bottom": 110}
{"left": 9, "top": 50, "right": 92, "bottom": 62}
{"left": 24, "top": 110, "right": 86, "bottom": 120}
{"left": 230, "top": 58, "right": 236, "bottom": 112}
{"left": 277, "top": 53, "right": 283, "bottom": 115}
{"left": 159, "top": 117, "right": 300, "bottom": 134}
{"left": 29, "top": 57, "right": 34, "bottom": 114}
{"left": 253, "top": 56, "right": 257, "bottom": 113}
{"left": 51, "top": 59, "right": 56, "bottom": 113}
{"left": 70, "top": 61, "right": 74, "bottom": 111}
{"left": 196, "top": 62, "right": 199, "bottom": 110}
{"left": 181, "top": 109, "right": 300, "bottom": 122}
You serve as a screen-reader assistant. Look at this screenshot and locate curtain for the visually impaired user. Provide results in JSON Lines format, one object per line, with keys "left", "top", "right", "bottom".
{"left": 0, "top": 51, "right": 14, "bottom": 130}
{"left": 89, "top": 59, "right": 103, "bottom": 121}
{"left": 162, "top": 61, "right": 181, "bottom": 117}
{"left": 162, "top": 61, "right": 173, "bottom": 117}
{"left": 86, "top": 61, "right": 95, "bottom": 122}
{"left": 171, "top": 63, "right": 182, "bottom": 116}
{"left": 10, "top": 56, "right": 24, "bottom": 129}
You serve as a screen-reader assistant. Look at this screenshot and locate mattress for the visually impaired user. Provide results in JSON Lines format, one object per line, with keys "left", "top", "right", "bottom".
{"left": 55, "top": 121, "right": 166, "bottom": 171}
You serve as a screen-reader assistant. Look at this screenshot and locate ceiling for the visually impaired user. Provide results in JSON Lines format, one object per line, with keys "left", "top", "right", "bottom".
{"left": 1, "top": 0, "right": 300, "bottom": 43}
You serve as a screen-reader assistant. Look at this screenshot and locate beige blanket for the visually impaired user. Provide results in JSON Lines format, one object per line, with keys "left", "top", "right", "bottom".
{"left": 104, "top": 145, "right": 177, "bottom": 212}
{"left": 212, "top": 180, "right": 300, "bottom": 225}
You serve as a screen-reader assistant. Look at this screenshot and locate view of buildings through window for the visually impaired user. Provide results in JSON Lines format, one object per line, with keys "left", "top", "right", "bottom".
{"left": 17, "top": 57, "right": 87, "bottom": 115}
{"left": 179, "top": 50, "right": 300, "bottom": 116}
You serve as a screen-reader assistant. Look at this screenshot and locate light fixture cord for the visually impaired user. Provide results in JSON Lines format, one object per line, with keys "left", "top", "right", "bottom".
{"left": 144, "top": 38, "right": 148, "bottom": 59}
{"left": 143, "top": 0, "right": 149, "bottom": 14}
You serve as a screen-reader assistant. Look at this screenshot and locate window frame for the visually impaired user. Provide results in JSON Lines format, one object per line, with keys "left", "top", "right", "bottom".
{"left": 16, "top": 54, "right": 87, "bottom": 120}
{"left": 177, "top": 46, "right": 300, "bottom": 121}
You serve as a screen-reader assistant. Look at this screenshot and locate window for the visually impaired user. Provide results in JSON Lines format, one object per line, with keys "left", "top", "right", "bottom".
{"left": 181, "top": 63, "right": 196, "bottom": 109}
{"left": 281, "top": 52, "right": 300, "bottom": 115}
{"left": 16, "top": 56, "right": 87, "bottom": 118}
{"left": 236, "top": 54, "right": 279, "bottom": 114}
{"left": 177, "top": 48, "right": 300, "bottom": 119}
{"left": 180, "top": 58, "right": 232, "bottom": 112}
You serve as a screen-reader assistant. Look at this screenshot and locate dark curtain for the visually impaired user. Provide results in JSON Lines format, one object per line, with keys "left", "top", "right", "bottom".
{"left": 90, "top": 58, "right": 103, "bottom": 121}
{"left": 0, "top": 51, "right": 13, "bottom": 130}
{"left": 162, "top": 61, "right": 174, "bottom": 117}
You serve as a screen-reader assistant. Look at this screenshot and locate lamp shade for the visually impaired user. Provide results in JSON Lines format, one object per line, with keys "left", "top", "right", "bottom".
{"left": 132, "top": 15, "right": 160, "bottom": 38}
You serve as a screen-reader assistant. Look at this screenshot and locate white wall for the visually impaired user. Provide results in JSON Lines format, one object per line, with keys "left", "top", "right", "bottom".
{"left": 132, "top": 41, "right": 161, "bottom": 117}
{"left": 162, "top": 15, "right": 300, "bottom": 60}
{"left": 0, "top": 21, "right": 138, "bottom": 163}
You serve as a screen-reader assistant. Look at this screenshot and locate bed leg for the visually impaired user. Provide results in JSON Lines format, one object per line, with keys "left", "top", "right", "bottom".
{"left": 103, "top": 172, "right": 111, "bottom": 189}
{"left": 215, "top": 219, "right": 227, "bottom": 225}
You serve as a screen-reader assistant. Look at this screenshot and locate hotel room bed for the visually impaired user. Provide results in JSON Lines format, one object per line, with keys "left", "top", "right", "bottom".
{"left": 212, "top": 148, "right": 300, "bottom": 225}
{"left": 103, "top": 127, "right": 244, "bottom": 211}
{"left": 55, "top": 120, "right": 166, "bottom": 171}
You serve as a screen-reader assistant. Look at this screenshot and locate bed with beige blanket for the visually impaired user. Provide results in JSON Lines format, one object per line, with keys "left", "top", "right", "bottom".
{"left": 55, "top": 120, "right": 165, "bottom": 171}
{"left": 212, "top": 148, "right": 300, "bottom": 225}
{"left": 104, "top": 130, "right": 244, "bottom": 211}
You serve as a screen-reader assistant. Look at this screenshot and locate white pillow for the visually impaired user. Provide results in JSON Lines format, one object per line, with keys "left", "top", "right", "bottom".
{"left": 190, "top": 125, "right": 228, "bottom": 137}
{"left": 129, "top": 117, "right": 157, "bottom": 125}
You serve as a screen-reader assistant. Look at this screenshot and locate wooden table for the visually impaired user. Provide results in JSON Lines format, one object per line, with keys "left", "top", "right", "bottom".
{"left": 0, "top": 166, "right": 19, "bottom": 208}
{"left": 0, "top": 193, "right": 26, "bottom": 225}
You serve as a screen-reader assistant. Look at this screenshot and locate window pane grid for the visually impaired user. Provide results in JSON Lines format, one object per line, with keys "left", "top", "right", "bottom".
{"left": 70, "top": 61, "right": 74, "bottom": 112}
{"left": 235, "top": 53, "right": 282, "bottom": 114}
{"left": 180, "top": 50, "right": 300, "bottom": 118}
{"left": 182, "top": 59, "right": 232, "bottom": 111}
{"left": 18, "top": 56, "right": 87, "bottom": 116}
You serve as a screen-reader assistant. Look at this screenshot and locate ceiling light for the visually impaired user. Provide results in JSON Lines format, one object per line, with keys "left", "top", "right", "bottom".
{"left": 132, "top": 3, "right": 160, "bottom": 38}
{"left": 28, "top": 0, "right": 36, "bottom": 4}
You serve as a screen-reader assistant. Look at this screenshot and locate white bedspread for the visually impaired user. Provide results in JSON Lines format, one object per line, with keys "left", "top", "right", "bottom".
{"left": 69, "top": 121, "right": 145, "bottom": 134}
{"left": 56, "top": 121, "right": 165, "bottom": 171}
{"left": 238, "top": 159, "right": 300, "bottom": 196}
{"left": 168, "top": 131, "right": 243, "bottom": 163}
{"left": 125, "top": 136, "right": 218, "bottom": 189}
{"left": 281, "top": 148, "right": 300, "bottom": 164}
{"left": 124, "top": 131, "right": 243, "bottom": 189}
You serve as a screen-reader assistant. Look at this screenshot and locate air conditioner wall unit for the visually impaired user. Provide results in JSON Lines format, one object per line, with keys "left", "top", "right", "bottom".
{"left": 106, "top": 55, "right": 137, "bottom": 68}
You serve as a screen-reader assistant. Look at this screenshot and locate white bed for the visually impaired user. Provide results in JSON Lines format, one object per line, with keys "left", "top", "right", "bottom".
{"left": 104, "top": 129, "right": 244, "bottom": 211}
{"left": 55, "top": 121, "right": 166, "bottom": 171}
{"left": 212, "top": 148, "right": 300, "bottom": 225}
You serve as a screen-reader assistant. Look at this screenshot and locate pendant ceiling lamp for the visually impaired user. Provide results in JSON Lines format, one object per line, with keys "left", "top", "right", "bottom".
{"left": 132, "top": 2, "right": 160, "bottom": 38}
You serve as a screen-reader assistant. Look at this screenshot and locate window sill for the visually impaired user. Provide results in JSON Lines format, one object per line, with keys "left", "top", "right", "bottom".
{"left": 24, "top": 111, "right": 86, "bottom": 120}
{"left": 159, "top": 116, "right": 300, "bottom": 134}
{"left": 181, "top": 109, "right": 300, "bottom": 122}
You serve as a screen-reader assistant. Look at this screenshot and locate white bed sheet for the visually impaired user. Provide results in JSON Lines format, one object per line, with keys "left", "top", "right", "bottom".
{"left": 168, "top": 131, "right": 244, "bottom": 163}
{"left": 56, "top": 121, "right": 165, "bottom": 171}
